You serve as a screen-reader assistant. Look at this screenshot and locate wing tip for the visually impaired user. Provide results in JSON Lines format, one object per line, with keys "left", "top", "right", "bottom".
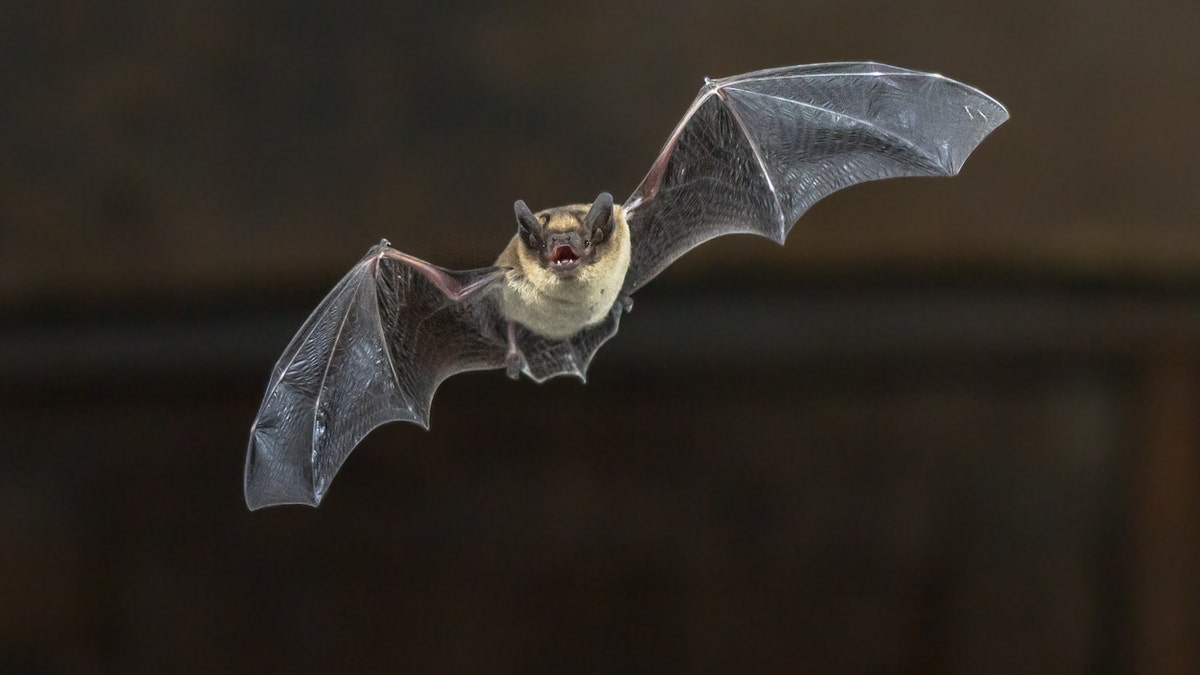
{"left": 244, "top": 493, "right": 322, "bottom": 511}
{"left": 243, "top": 464, "right": 323, "bottom": 511}
{"left": 244, "top": 431, "right": 325, "bottom": 511}
{"left": 947, "top": 102, "right": 1011, "bottom": 175}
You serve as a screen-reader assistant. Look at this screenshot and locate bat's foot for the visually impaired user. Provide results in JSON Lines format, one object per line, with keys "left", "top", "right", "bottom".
{"left": 619, "top": 294, "right": 634, "bottom": 313}
{"left": 504, "top": 320, "right": 525, "bottom": 380}
{"left": 505, "top": 352, "right": 524, "bottom": 380}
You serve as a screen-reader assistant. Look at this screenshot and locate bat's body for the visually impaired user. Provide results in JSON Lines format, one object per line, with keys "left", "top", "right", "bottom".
{"left": 245, "top": 62, "right": 1009, "bottom": 509}
{"left": 494, "top": 201, "right": 632, "bottom": 343}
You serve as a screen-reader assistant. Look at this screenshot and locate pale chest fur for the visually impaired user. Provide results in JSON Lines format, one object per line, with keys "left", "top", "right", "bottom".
{"left": 495, "top": 219, "right": 631, "bottom": 341}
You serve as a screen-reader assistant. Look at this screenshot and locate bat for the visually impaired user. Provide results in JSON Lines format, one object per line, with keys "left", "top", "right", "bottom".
{"left": 245, "top": 62, "right": 1008, "bottom": 509}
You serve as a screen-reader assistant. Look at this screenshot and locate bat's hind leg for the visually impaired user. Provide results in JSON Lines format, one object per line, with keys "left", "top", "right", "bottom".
{"left": 504, "top": 321, "right": 526, "bottom": 379}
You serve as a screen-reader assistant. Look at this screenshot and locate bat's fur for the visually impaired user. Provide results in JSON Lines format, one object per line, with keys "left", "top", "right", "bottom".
{"left": 246, "top": 63, "right": 1009, "bottom": 509}
{"left": 495, "top": 202, "right": 631, "bottom": 340}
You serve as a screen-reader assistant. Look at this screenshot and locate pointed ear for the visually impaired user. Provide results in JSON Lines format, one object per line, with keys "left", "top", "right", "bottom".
{"left": 583, "top": 192, "right": 614, "bottom": 243}
{"left": 514, "top": 199, "right": 543, "bottom": 250}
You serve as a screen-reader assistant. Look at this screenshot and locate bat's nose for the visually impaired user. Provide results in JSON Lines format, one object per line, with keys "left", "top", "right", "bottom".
{"left": 544, "top": 232, "right": 584, "bottom": 270}
{"left": 546, "top": 232, "right": 581, "bottom": 250}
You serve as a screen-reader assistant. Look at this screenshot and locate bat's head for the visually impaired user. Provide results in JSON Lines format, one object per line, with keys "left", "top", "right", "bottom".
{"left": 513, "top": 193, "right": 616, "bottom": 279}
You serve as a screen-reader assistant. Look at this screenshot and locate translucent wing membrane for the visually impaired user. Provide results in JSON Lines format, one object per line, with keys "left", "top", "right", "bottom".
{"left": 245, "top": 242, "right": 624, "bottom": 509}
{"left": 622, "top": 62, "right": 1008, "bottom": 293}
{"left": 244, "top": 243, "right": 507, "bottom": 509}
{"left": 246, "top": 62, "right": 1006, "bottom": 509}
{"left": 518, "top": 305, "right": 623, "bottom": 383}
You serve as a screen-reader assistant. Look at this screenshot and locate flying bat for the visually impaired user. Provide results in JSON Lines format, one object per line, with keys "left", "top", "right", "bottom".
{"left": 245, "top": 62, "right": 1008, "bottom": 509}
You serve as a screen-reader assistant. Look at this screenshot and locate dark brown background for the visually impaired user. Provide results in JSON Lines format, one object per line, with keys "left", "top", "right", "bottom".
{"left": 3, "top": 1, "right": 1198, "bottom": 673}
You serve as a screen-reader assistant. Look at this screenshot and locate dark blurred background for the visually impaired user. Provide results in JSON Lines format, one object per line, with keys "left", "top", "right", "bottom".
{"left": 3, "top": 1, "right": 1198, "bottom": 673}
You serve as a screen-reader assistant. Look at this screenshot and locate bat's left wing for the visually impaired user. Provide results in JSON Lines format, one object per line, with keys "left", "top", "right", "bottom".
{"left": 621, "top": 62, "right": 1008, "bottom": 293}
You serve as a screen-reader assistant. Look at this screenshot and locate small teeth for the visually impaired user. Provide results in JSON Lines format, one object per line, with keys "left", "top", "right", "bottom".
{"left": 551, "top": 245, "right": 580, "bottom": 266}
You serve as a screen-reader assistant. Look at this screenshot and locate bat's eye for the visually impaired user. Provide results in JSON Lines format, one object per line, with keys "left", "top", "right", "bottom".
{"left": 584, "top": 240, "right": 591, "bottom": 249}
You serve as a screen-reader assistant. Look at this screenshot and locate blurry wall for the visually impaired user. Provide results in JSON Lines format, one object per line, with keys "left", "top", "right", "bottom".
{"left": 2, "top": 1, "right": 1198, "bottom": 674}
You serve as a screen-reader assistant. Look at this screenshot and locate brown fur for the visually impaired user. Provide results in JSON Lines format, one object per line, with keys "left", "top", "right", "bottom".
{"left": 495, "top": 203, "right": 631, "bottom": 340}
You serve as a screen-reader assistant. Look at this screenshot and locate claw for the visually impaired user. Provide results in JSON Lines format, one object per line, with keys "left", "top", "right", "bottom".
{"left": 619, "top": 294, "right": 634, "bottom": 313}
{"left": 505, "top": 352, "right": 523, "bottom": 380}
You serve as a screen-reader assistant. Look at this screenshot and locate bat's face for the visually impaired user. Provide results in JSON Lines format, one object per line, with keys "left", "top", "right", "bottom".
{"left": 514, "top": 194, "right": 616, "bottom": 279}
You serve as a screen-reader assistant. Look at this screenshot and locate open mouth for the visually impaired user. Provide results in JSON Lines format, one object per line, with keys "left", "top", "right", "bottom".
{"left": 550, "top": 244, "right": 580, "bottom": 267}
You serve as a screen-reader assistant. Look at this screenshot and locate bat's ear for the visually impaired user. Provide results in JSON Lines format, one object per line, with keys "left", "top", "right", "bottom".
{"left": 583, "top": 192, "right": 614, "bottom": 243}
{"left": 514, "top": 199, "right": 544, "bottom": 250}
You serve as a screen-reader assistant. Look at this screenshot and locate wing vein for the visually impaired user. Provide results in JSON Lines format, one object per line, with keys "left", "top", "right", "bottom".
{"left": 720, "top": 67, "right": 1008, "bottom": 114}
{"left": 720, "top": 68, "right": 915, "bottom": 87}
{"left": 714, "top": 86, "right": 786, "bottom": 236}
{"left": 251, "top": 265, "right": 361, "bottom": 432}
{"left": 626, "top": 88, "right": 720, "bottom": 214}
{"left": 309, "top": 264, "right": 368, "bottom": 474}
{"left": 370, "top": 254, "right": 405, "bottom": 409}
{"left": 725, "top": 86, "right": 944, "bottom": 172}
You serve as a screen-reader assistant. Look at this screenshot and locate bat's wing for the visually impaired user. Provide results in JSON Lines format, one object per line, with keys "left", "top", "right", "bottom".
{"left": 517, "top": 304, "right": 623, "bottom": 383}
{"left": 244, "top": 240, "right": 618, "bottom": 509}
{"left": 621, "top": 62, "right": 1009, "bottom": 293}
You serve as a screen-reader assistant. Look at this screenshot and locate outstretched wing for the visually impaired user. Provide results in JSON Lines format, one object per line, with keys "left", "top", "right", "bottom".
{"left": 244, "top": 240, "right": 618, "bottom": 509}
{"left": 621, "top": 62, "right": 1009, "bottom": 293}
{"left": 245, "top": 241, "right": 506, "bottom": 509}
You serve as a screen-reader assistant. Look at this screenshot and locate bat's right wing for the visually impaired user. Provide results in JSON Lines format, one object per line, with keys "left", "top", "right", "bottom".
{"left": 245, "top": 240, "right": 623, "bottom": 510}
{"left": 245, "top": 241, "right": 509, "bottom": 509}
{"left": 621, "top": 62, "right": 1008, "bottom": 293}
